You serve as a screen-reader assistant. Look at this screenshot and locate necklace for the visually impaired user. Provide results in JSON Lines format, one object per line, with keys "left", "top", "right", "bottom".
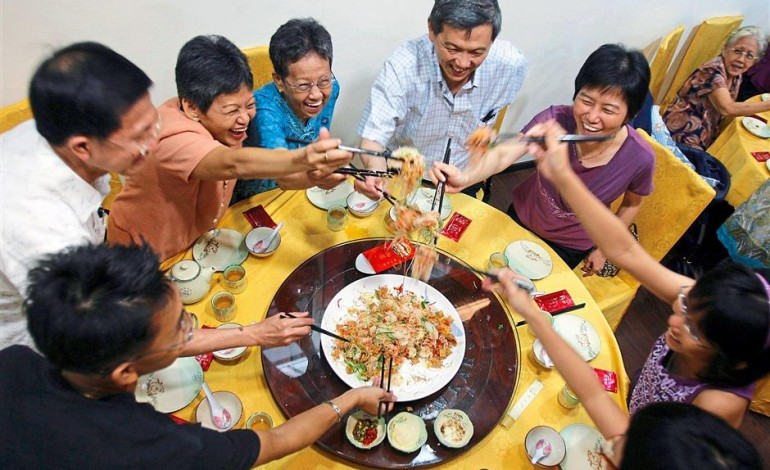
{"left": 574, "top": 136, "right": 616, "bottom": 164}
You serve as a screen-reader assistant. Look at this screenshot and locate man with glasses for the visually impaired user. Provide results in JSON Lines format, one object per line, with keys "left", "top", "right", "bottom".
{"left": 0, "top": 243, "right": 394, "bottom": 470}
{"left": 0, "top": 42, "right": 159, "bottom": 350}
{"left": 355, "top": 0, "right": 527, "bottom": 197}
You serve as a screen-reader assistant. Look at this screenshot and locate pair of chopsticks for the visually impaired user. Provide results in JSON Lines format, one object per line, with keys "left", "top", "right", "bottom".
{"left": 464, "top": 265, "right": 536, "bottom": 294}
{"left": 495, "top": 133, "right": 616, "bottom": 146}
{"left": 285, "top": 137, "right": 403, "bottom": 161}
{"left": 334, "top": 167, "right": 398, "bottom": 178}
{"left": 514, "top": 303, "right": 587, "bottom": 327}
{"left": 341, "top": 162, "right": 400, "bottom": 206}
{"left": 377, "top": 353, "right": 394, "bottom": 420}
{"left": 280, "top": 312, "right": 350, "bottom": 343}
{"left": 430, "top": 138, "right": 452, "bottom": 216}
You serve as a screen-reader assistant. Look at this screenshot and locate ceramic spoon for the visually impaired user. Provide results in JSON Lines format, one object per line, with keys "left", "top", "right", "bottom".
{"left": 253, "top": 222, "right": 283, "bottom": 253}
{"left": 530, "top": 438, "right": 552, "bottom": 465}
{"left": 352, "top": 197, "right": 381, "bottom": 213}
{"left": 202, "top": 383, "right": 232, "bottom": 429}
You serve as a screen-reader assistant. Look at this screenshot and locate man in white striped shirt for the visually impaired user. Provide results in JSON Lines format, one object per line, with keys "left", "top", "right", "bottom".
{"left": 356, "top": 0, "right": 527, "bottom": 197}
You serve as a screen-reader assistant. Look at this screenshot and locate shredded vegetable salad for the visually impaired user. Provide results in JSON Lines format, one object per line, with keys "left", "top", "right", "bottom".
{"left": 332, "top": 285, "right": 457, "bottom": 382}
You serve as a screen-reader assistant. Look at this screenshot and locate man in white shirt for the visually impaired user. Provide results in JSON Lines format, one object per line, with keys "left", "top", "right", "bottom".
{"left": 1, "top": 42, "right": 314, "bottom": 350}
{"left": 356, "top": 0, "right": 527, "bottom": 197}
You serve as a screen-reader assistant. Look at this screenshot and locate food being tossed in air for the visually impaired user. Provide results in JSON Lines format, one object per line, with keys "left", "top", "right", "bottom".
{"left": 410, "top": 244, "right": 438, "bottom": 282}
{"left": 332, "top": 285, "right": 457, "bottom": 383}
{"left": 434, "top": 409, "right": 474, "bottom": 448}
{"left": 387, "top": 412, "right": 428, "bottom": 453}
{"left": 345, "top": 411, "right": 386, "bottom": 449}
{"left": 466, "top": 125, "right": 497, "bottom": 163}
{"left": 387, "top": 147, "right": 425, "bottom": 201}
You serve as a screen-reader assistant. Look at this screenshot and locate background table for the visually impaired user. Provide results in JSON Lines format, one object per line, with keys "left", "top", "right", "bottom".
{"left": 176, "top": 188, "right": 630, "bottom": 469}
{"left": 707, "top": 97, "right": 770, "bottom": 207}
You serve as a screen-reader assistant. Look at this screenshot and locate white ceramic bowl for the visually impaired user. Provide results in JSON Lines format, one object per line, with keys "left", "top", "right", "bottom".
{"left": 196, "top": 390, "right": 243, "bottom": 432}
{"left": 212, "top": 323, "right": 248, "bottom": 361}
{"left": 525, "top": 425, "right": 567, "bottom": 467}
{"left": 346, "top": 192, "right": 380, "bottom": 217}
{"left": 245, "top": 227, "right": 281, "bottom": 257}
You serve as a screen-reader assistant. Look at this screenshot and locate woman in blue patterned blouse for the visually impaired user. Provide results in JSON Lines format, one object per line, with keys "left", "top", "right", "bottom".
{"left": 232, "top": 18, "right": 341, "bottom": 203}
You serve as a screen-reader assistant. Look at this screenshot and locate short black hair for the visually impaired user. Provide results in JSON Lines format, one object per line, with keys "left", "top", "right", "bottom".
{"left": 25, "top": 243, "right": 174, "bottom": 374}
{"left": 622, "top": 403, "right": 761, "bottom": 469}
{"left": 175, "top": 35, "right": 253, "bottom": 113}
{"left": 573, "top": 44, "right": 650, "bottom": 122}
{"left": 689, "top": 265, "right": 770, "bottom": 388}
{"left": 428, "top": 0, "right": 502, "bottom": 40}
{"left": 270, "top": 18, "right": 333, "bottom": 79}
{"left": 28, "top": 42, "right": 153, "bottom": 146}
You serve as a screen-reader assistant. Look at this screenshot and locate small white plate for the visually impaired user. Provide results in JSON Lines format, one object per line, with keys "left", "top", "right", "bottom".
{"left": 766, "top": 160, "right": 770, "bottom": 171}
{"left": 761, "top": 93, "right": 770, "bottom": 102}
{"left": 193, "top": 228, "right": 248, "bottom": 271}
{"left": 408, "top": 187, "right": 453, "bottom": 220}
{"left": 306, "top": 182, "right": 355, "bottom": 210}
{"left": 559, "top": 423, "right": 605, "bottom": 470}
{"left": 504, "top": 240, "right": 553, "bottom": 280}
{"left": 135, "top": 357, "right": 203, "bottom": 413}
{"left": 355, "top": 253, "right": 376, "bottom": 274}
{"left": 553, "top": 314, "right": 601, "bottom": 361}
{"left": 213, "top": 323, "right": 248, "bottom": 360}
{"left": 742, "top": 116, "right": 770, "bottom": 139}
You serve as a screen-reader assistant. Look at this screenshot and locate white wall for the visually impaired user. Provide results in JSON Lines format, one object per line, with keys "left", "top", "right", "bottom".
{"left": 2, "top": 1, "right": 768, "bottom": 139}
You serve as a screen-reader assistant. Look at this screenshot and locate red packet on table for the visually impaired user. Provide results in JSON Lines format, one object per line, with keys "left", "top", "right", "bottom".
{"left": 441, "top": 212, "right": 472, "bottom": 242}
{"left": 751, "top": 151, "right": 770, "bottom": 162}
{"left": 242, "top": 205, "right": 277, "bottom": 229}
{"left": 593, "top": 367, "right": 619, "bottom": 393}
{"left": 362, "top": 241, "right": 415, "bottom": 273}
{"left": 170, "top": 414, "right": 191, "bottom": 425}
{"left": 534, "top": 290, "right": 575, "bottom": 313}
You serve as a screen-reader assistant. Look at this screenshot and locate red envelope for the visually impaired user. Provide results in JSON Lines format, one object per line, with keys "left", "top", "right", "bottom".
{"left": 593, "top": 367, "right": 619, "bottom": 393}
{"left": 534, "top": 290, "right": 575, "bottom": 313}
{"left": 242, "top": 205, "right": 277, "bottom": 229}
{"left": 751, "top": 151, "right": 770, "bottom": 162}
{"left": 362, "top": 241, "right": 415, "bottom": 273}
{"left": 441, "top": 212, "right": 472, "bottom": 242}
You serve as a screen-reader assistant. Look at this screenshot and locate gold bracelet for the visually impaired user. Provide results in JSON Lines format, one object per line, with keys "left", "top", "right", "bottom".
{"left": 325, "top": 400, "right": 342, "bottom": 423}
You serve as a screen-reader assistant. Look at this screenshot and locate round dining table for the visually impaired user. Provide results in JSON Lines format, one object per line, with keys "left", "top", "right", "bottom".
{"left": 173, "top": 187, "right": 630, "bottom": 469}
{"left": 707, "top": 95, "right": 770, "bottom": 207}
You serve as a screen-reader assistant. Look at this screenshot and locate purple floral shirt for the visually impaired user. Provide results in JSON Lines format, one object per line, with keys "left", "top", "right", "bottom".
{"left": 663, "top": 56, "right": 741, "bottom": 150}
{"left": 628, "top": 334, "right": 755, "bottom": 414}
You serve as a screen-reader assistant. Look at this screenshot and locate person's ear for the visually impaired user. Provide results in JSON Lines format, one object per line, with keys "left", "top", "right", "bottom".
{"left": 109, "top": 361, "right": 141, "bottom": 393}
{"left": 273, "top": 72, "right": 285, "bottom": 94}
{"left": 65, "top": 135, "right": 93, "bottom": 163}
{"left": 180, "top": 98, "right": 201, "bottom": 122}
{"left": 428, "top": 20, "right": 436, "bottom": 42}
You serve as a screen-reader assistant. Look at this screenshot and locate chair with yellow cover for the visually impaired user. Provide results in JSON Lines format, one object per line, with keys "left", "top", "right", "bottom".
{"left": 1, "top": 98, "right": 124, "bottom": 210}
{"left": 575, "top": 129, "right": 715, "bottom": 329}
{"left": 659, "top": 15, "right": 743, "bottom": 113}
{"left": 648, "top": 25, "right": 685, "bottom": 103}
{"left": 241, "top": 45, "right": 274, "bottom": 90}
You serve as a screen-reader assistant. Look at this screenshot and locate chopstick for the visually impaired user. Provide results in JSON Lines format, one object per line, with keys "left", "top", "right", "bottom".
{"left": 280, "top": 312, "right": 350, "bottom": 342}
{"left": 431, "top": 138, "right": 452, "bottom": 213}
{"left": 514, "top": 303, "right": 587, "bottom": 327}
{"left": 377, "top": 354, "right": 387, "bottom": 418}
{"left": 494, "top": 133, "right": 616, "bottom": 145}
{"left": 464, "top": 265, "right": 536, "bottom": 294}
{"left": 334, "top": 167, "right": 398, "bottom": 178}
{"left": 285, "top": 137, "right": 403, "bottom": 161}
{"left": 377, "top": 356, "right": 393, "bottom": 421}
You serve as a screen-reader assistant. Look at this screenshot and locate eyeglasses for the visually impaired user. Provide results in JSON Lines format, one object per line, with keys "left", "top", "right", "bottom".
{"left": 108, "top": 113, "right": 162, "bottom": 157}
{"left": 125, "top": 308, "right": 194, "bottom": 362}
{"left": 678, "top": 286, "right": 700, "bottom": 343}
{"left": 727, "top": 47, "right": 758, "bottom": 62}
{"left": 283, "top": 75, "right": 335, "bottom": 94}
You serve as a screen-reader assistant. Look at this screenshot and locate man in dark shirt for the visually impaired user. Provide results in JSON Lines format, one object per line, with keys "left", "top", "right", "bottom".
{"left": 0, "top": 244, "right": 393, "bottom": 469}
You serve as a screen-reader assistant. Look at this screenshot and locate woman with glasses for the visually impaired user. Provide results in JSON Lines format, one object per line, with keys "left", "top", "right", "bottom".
{"left": 231, "top": 18, "right": 341, "bottom": 204}
{"left": 664, "top": 26, "right": 770, "bottom": 150}
{"left": 489, "top": 120, "right": 770, "bottom": 434}
{"left": 108, "top": 35, "right": 352, "bottom": 264}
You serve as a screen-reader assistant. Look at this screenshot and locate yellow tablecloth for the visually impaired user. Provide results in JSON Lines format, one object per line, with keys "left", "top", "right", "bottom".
{"left": 177, "top": 188, "right": 629, "bottom": 469}
{"left": 707, "top": 98, "right": 770, "bottom": 207}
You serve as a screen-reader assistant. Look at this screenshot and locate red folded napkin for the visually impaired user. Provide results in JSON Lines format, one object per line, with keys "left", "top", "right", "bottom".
{"left": 362, "top": 241, "right": 415, "bottom": 273}
{"left": 534, "top": 290, "right": 575, "bottom": 313}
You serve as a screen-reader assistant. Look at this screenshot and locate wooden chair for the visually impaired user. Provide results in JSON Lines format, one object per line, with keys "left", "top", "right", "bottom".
{"left": 241, "top": 45, "right": 274, "bottom": 90}
{"left": 575, "top": 129, "right": 715, "bottom": 329}
{"left": 659, "top": 16, "right": 743, "bottom": 113}
{"left": 649, "top": 26, "right": 685, "bottom": 103}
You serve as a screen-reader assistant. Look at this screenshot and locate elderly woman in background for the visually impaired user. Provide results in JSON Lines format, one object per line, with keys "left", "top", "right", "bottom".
{"left": 108, "top": 35, "right": 351, "bottom": 265}
{"left": 231, "top": 18, "right": 342, "bottom": 204}
{"left": 664, "top": 26, "right": 770, "bottom": 150}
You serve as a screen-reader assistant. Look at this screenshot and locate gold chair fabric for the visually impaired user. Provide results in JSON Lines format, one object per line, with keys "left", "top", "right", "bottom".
{"left": 649, "top": 26, "right": 684, "bottom": 103}
{"left": 241, "top": 45, "right": 273, "bottom": 90}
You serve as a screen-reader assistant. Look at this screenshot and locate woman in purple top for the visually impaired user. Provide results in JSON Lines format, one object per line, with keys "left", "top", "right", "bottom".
{"left": 496, "top": 118, "right": 770, "bottom": 429}
{"left": 664, "top": 26, "right": 770, "bottom": 150}
{"left": 430, "top": 44, "right": 654, "bottom": 271}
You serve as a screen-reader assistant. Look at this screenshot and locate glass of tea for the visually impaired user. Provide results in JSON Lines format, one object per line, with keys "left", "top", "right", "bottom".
{"left": 211, "top": 291, "right": 236, "bottom": 322}
{"left": 487, "top": 252, "right": 508, "bottom": 271}
{"left": 223, "top": 265, "right": 247, "bottom": 294}
{"left": 245, "top": 412, "right": 273, "bottom": 431}
{"left": 326, "top": 205, "right": 348, "bottom": 232}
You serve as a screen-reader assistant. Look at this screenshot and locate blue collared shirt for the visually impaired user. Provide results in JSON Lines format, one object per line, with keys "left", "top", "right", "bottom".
{"left": 231, "top": 81, "right": 340, "bottom": 204}
{"left": 357, "top": 35, "right": 527, "bottom": 170}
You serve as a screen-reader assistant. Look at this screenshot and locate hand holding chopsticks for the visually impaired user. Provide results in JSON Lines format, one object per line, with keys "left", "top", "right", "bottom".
{"left": 280, "top": 312, "right": 350, "bottom": 343}
{"left": 465, "top": 265, "right": 536, "bottom": 294}
{"left": 286, "top": 137, "right": 404, "bottom": 161}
